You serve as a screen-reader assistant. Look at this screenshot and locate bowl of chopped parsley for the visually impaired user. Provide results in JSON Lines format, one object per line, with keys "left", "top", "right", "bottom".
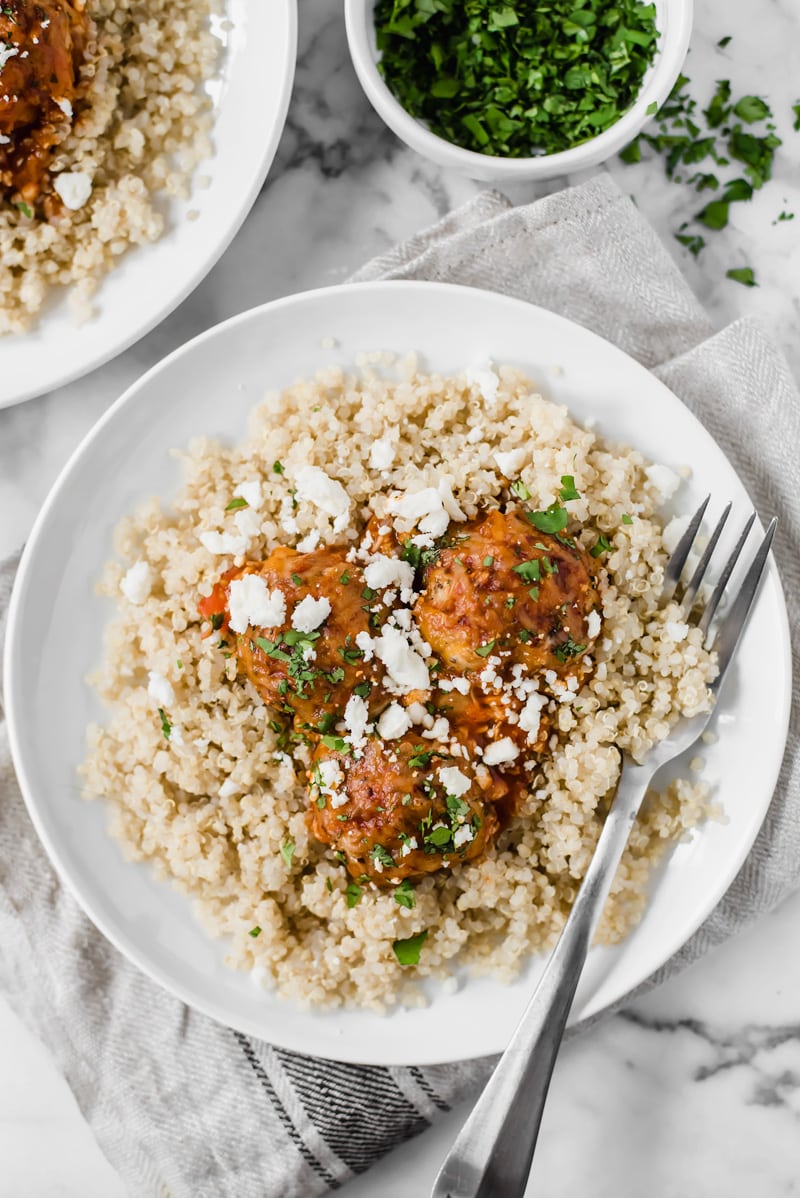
{"left": 345, "top": 0, "right": 693, "bottom": 181}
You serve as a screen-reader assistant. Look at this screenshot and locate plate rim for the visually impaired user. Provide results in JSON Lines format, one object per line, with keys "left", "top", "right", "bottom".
{"left": 0, "top": 0, "right": 298, "bottom": 410}
{"left": 4, "top": 279, "right": 793, "bottom": 1064}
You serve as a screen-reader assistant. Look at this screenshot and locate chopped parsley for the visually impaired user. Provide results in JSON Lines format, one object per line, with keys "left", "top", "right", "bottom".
{"left": 362, "top": 586, "right": 377, "bottom": 601}
{"left": 519, "top": 629, "right": 532, "bottom": 643}
{"left": 325, "top": 878, "right": 333, "bottom": 893}
{"left": 280, "top": 840, "right": 296, "bottom": 868}
{"left": 483, "top": 555, "right": 494, "bottom": 568}
{"left": 717, "top": 35, "right": 731, "bottom": 48}
{"left": 16, "top": 201, "right": 33, "bottom": 219}
{"left": 316, "top": 795, "right": 326, "bottom": 809}
{"left": 157, "top": 708, "right": 171, "bottom": 741}
{"left": 474, "top": 640, "right": 496, "bottom": 657}
{"left": 292, "top": 573, "right": 303, "bottom": 586}
{"left": 393, "top": 879, "right": 416, "bottom": 909}
{"left": 273, "top": 460, "right": 285, "bottom": 475}
{"left": 392, "top": 930, "right": 428, "bottom": 966}
{"left": 210, "top": 612, "right": 224, "bottom": 631}
{"left": 371, "top": 844, "right": 395, "bottom": 869}
{"left": 621, "top": 513, "right": 634, "bottom": 525}
{"left": 248, "top": 926, "right": 262, "bottom": 938}
{"left": 225, "top": 496, "right": 248, "bottom": 511}
{"left": 511, "top": 479, "right": 531, "bottom": 501}
{"left": 353, "top": 681, "right": 372, "bottom": 699}
{"left": 321, "top": 734, "right": 350, "bottom": 753}
{"left": 726, "top": 266, "right": 758, "bottom": 287}
{"left": 529, "top": 586, "right": 540, "bottom": 601}
{"left": 340, "top": 570, "right": 351, "bottom": 585}
{"left": 346, "top": 883, "right": 363, "bottom": 908}
{"left": 374, "top": 0, "right": 660, "bottom": 159}
{"left": 408, "top": 747, "right": 435, "bottom": 769}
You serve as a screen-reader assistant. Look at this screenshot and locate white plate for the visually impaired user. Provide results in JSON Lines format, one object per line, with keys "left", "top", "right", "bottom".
{"left": 0, "top": 0, "right": 297, "bottom": 409}
{"left": 4, "top": 282, "right": 791, "bottom": 1065}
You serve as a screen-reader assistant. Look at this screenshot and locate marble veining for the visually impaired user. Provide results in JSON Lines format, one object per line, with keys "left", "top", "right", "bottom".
{"left": 2, "top": 0, "right": 799, "bottom": 1193}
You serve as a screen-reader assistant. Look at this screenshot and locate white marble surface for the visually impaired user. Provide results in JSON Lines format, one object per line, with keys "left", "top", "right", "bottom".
{"left": 2, "top": 0, "right": 799, "bottom": 1193}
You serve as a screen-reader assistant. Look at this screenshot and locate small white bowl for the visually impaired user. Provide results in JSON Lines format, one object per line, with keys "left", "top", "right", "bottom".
{"left": 345, "top": 0, "right": 693, "bottom": 183}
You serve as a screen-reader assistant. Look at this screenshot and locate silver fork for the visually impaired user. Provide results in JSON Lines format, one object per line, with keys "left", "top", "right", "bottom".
{"left": 432, "top": 500, "right": 777, "bottom": 1198}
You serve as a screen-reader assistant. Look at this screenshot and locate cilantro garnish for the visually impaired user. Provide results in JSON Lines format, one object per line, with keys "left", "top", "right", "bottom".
{"left": 526, "top": 503, "right": 569, "bottom": 534}
{"left": 374, "top": 0, "right": 659, "bottom": 158}
{"left": 483, "top": 555, "right": 494, "bottom": 568}
{"left": 292, "top": 573, "right": 303, "bottom": 586}
{"left": 371, "top": 844, "right": 394, "bottom": 869}
{"left": 474, "top": 640, "right": 496, "bottom": 658}
{"left": 409, "top": 747, "right": 435, "bottom": 769}
{"left": 362, "top": 586, "right": 376, "bottom": 601}
{"left": 394, "top": 879, "right": 416, "bottom": 909}
{"left": 529, "top": 586, "right": 540, "bottom": 601}
{"left": 513, "top": 559, "right": 540, "bottom": 583}
{"left": 280, "top": 840, "right": 295, "bottom": 868}
{"left": 273, "top": 460, "right": 285, "bottom": 475}
{"left": 733, "top": 95, "right": 771, "bottom": 124}
{"left": 717, "top": 35, "right": 731, "bottom": 48}
{"left": 511, "top": 479, "right": 531, "bottom": 501}
{"left": 157, "top": 708, "right": 171, "bottom": 741}
{"left": 392, "top": 930, "right": 428, "bottom": 966}
{"left": 559, "top": 475, "right": 580, "bottom": 501}
{"left": 248, "top": 926, "right": 262, "bottom": 938}
{"left": 726, "top": 266, "right": 758, "bottom": 287}
{"left": 321, "top": 735, "right": 350, "bottom": 753}
{"left": 554, "top": 636, "right": 586, "bottom": 662}
{"left": 793, "top": 101, "right": 800, "bottom": 132}
{"left": 353, "top": 681, "right": 372, "bottom": 699}
{"left": 340, "top": 570, "right": 351, "bottom": 585}
{"left": 225, "top": 496, "right": 248, "bottom": 511}
{"left": 16, "top": 201, "right": 33, "bottom": 219}
{"left": 622, "top": 513, "right": 634, "bottom": 525}
{"left": 346, "top": 882, "right": 363, "bottom": 908}
{"left": 590, "top": 535, "right": 613, "bottom": 557}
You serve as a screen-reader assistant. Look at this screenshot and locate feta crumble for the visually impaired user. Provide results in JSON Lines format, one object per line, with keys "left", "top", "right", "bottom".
{"left": 438, "top": 766, "right": 471, "bottom": 797}
{"left": 453, "top": 824, "right": 475, "bottom": 848}
{"left": 53, "top": 171, "right": 93, "bottom": 211}
{"left": 494, "top": 448, "right": 527, "bottom": 477}
{"left": 294, "top": 466, "right": 350, "bottom": 529}
{"left": 343, "top": 694, "right": 371, "bottom": 752}
{"left": 120, "top": 560, "right": 152, "bottom": 605}
{"left": 147, "top": 671, "right": 174, "bottom": 706}
{"left": 645, "top": 463, "right": 681, "bottom": 501}
{"left": 377, "top": 702, "right": 412, "bottom": 740}
{"left": 234, "top": 480, "right": 263, "bottom": 510}
{"left": 374, "top": 626, "right": 430, "bottom": 693}
{"left": 363, "top": 553, "right": 415, "bottom": 593}
{"left": 228, "top": 575, "right": 286, "bottom": 634}
{"left": 586, "top": 610, "right": 601, "bottom": 639}
{"left": 291, "top": 595, "right": 331, "bottom": 633}
{"left": 199, "top": 529, "right": 248, "bottom": 557}
{"left": 369, "top": 439, "right": 395, "bottom": 471}
{"left": 465, "top": 361, "right": 499, "bottom": 405}
{"left": 483, "top": 737, "right": 520, "bottom": 766}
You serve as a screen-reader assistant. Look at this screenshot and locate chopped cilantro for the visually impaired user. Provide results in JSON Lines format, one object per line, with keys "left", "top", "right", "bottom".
{"left": 526, "top": 503, "right": 569, "bottom": 534}
{"left": 280, "top": 840, "right": 295, "bottom": 868}
{"left": 292, "top": 573, "right": 303, "bottom": 586}
{"left": 505, "top": 595, "right": 516, "bottom": 609}
{"left": 519, "top": 629, "right": 532, "bottom": 643}
{"left": 409, "top": 747, "right": 435, "bottom": 769}
{"left": 590, "top": 535, "right": 613, "bottom": 557}
{"left": 513, "top": 559, "right": 540, "bottom": 583}
{"left": 511, "top": 479, "right": 531, "bottom": 501}
{"left": 426, "top": 826, "right": 452, "bottom": 848}
{"left": 273, "top": 460, "right": 285, "bottom": 475}
{"left": 646, "top": 101, "right": 658, "bottom": 116}
{"left": 529, "top": 586, "right": 540, "bottom": 601}
{"left": 554, "top": 636, "right": 586, "bottom": 662}
{"left": 733, "top": 95, "right": 771, "bottom": 125}
{"left": 210, "top": 612, "right": 224, "bottom": 631}
{"left": 225, "top": 496, "right": 248, "bottom": 511}
{"left": 325, "top": 878, "right": 333, "bottom": 893}
{"left": 794, "top": 101, "right": 800, "bottom": 132}
{"left": 394, "top": 879, "right": 416, "bottom": 909}
{"left": 248, "top": 926, "right": 262, "bottom": 938}
{"left": 775, "top": 211, "right": 795, "bottom": 223}
{"left": 338, "top": 645, "right": 364, "bottom": 665}
{"left": 353, "top": 681, "right": 372, "bottom": 698}
{"left": 362, "top": 586, "right": 376, "bottom": 601}
{"left": 717, "top": 35, "right": 731, "bottom": 48}
{"left": 726, "top": 266, "right": 758, "bottom": 287}
{"left": 346, "top": 883, "right": 363, "bottom": 908}
{"left": 371, "top": 844, "right": 394, "bottom": 869}
{"left": 622, "top": 513, "right": 634, "bottom": 525}
{"left": 483, "top": 555, "right": 494, "bottom": 568}
{"left": 392, "top": 930, "right": 428, "bottom": 966}
{"left": 474, "top": 640, "right": 496, "bottom": 658}
{"left": 340, "top": 570, "right": 351, "bottom": 585}
{"left": 321, "top": 735, "right": 350, "bottom": 753}
{"left": 157, "top": 708, "right": 171, "bottom": 741}
{"left": 316, "top": 796, "right": 326, "bottom": 809}
{"left": 559, "top": 475, "right": 581, "bottom": 501}
{"left": 16, "top": 201, "right": 33, "bottom": 219}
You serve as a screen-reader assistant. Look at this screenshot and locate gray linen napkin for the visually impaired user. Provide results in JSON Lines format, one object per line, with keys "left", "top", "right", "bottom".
{"left": 1, "top": 173, "right": 798, "bottom": 1197}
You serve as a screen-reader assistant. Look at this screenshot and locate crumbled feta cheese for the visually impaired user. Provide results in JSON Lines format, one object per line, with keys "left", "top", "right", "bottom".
{"left": 519, "top": 692, "right": 547, "bottom": 743}
{"left": 234, "top": 507, "right": 262, "bottom": 541}
{"left": 400, "top": 836, "right": 418, "bottom": 857}
{"left": 377, "top": 702, "right": 412, "bottom": 740}
{"left": 297, "top": 530, "right": 321, "bottom": 553}
{"left": 438, "top": 766, "right": 471, "bottom": 797}
{"left": 219, "top": 779, "right": 237, "bottom": 799}
{"left": 645, "top": 463, "right": 681, "bottom": 501}
{"left": 369, "top": 439, "right": 395, "bottom": 471}
{"left": 355, "top": 631, "right": 375, "bottom": 661}
{"left": 666, "top": 620, "right": 689, "bottom": 643}
{"left": 330, "top": 791, "right": 348, "bottom": 809}
{"left": 228, "top": 575, "right": 286, "bottom": 633}
{"left": 234, "top": 480, "right": 263, "bottom": 510}
{"left": 317, "top": 759, "right": 342, "bottom": 793}
{"left": 55, "top": 97, "right": 73, "bottom": 119}
{"left": 291, "top": 595, "right": 331, "bottom": 633}
{"left": 406, "top": 701, "right": 432, "bottom": 727}
{"left": 0, "top": 44, "right": 19, "bottom": 70}
{"left": 662, "top": 513, "right": 691, "bottom": 555}
{"left": 53, "top": 171, "right": 93, "bottom": 211}
{"left": 0, "top": 134, "right": 9, "bottom": 144}
{"left": 363, "top": 553, "right": 415, "bottom": 592}
{"left": 423, "top": 716, "right": 450, "bottom": 741}
{"left": 199, "top": 529, "right": 248, "bottom": 557}
{"left": 453, "top": 824, "right": 475, "bottom": 849}
{"left": 438, "top": 676, "right": 470, "bottom": 695}
{"left": 483, "top": 737, "right": 520, "bottom": 766}
{"left": 343, "top": 694, "right": 371, "bottom": 751}
{"left": 465, "top": 361, "right": 499, "bottom": 405}
{"left": 494, "top": 448, "right": 527, "bottom": 477}
{"left": 147, "top": 671, "right": 174, "bottom": 706}
{"left": 120, "top": 560, "right": 152, "bottom": 605}
{"left": 388, "top": 481, "right": 466, "bottom": 539}
{"left": 373, "top": 626, "right": 430, "bottom": 693}
{"left": 586, "top": 610, "right": 601, "bottom": 639}
{"left": 466, "top": 426, "right": 484, "bottom": 444}
{"left": 281, "top": 515, "right": 300, "bottom": 536}
{"left": 294, "top": 466, "right": 350, "bottom": 525}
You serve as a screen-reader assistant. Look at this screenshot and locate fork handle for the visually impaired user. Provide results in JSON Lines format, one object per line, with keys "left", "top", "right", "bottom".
{"left": 431, "top": 760, "right": 652, "bottom": 1198}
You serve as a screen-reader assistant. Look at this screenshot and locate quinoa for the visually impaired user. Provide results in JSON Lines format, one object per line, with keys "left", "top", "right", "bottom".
{"left": 81, "top": 361, "right": 717, "bottom": 1011}
{"left": 0, "top": 0, "right": 218, "bottom": 334}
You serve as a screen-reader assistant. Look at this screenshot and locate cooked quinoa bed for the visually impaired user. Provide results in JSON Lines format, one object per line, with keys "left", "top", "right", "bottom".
{"left": 0, "top": 0, "right": 217, "bottom": 334}
{"left": 82, "top": 362, "right": 717, "bottom": 1010}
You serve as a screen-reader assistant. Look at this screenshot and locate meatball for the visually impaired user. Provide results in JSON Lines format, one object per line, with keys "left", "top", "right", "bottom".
{"left": 414, "top": 508, "right": 601, "bottom": 681}
{"left": 308, "top": 735, "right": 506, "bottom": 884}
{"left": 0, "top": 0, "right": 90, "bottom": 206}
{"left": 200, "top": 545, "right": 389, "bottom": 730}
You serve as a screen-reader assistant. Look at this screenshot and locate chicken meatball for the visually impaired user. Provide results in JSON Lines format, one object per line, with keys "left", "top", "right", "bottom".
{"left": 199, "top": 545, "right": 389, "bottom": 730}
{"left": 0, "top": 0, "right": 90, "bottom": 206}
{"left": 308, "top": 735, "right": 506, "bottom": 884}
{"left": 414, "top": 508, "right": 601, "bottom": 681}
